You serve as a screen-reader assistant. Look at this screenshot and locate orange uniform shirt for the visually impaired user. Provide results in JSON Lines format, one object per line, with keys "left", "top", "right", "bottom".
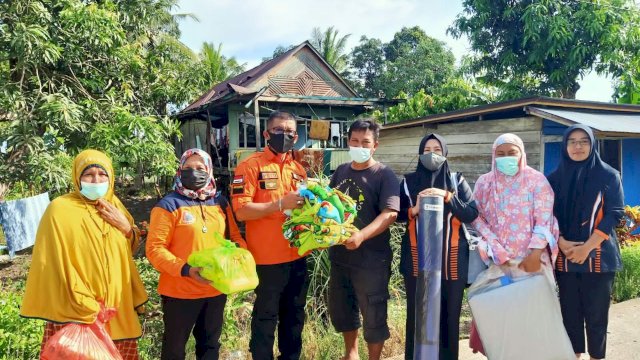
{"left": 146, "top": 192, "right": 245, "bottom": 299}
{"left": 231, "top": 148, "right": 307, "bottom": 265}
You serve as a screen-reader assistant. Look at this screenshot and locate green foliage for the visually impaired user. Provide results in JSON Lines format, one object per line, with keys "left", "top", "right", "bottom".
{"left": 349, "top": 36, "right": 386, "bottom": 97}
{"left": 261, "top": 44, "right": 297, "bottom": 63}
{"left": 349, "top": 26, "right": 456, "bottom": 99}
{"left": 194, "top": 42, "right": 245, "bottom": 93}
{"left": 134, "top": 257, "right": 163, "bottom": 360}
{"left": 90, "top": 108, "right": 181, "bottom": 179}
{"left": 0, "top": 0, "right": 233, "bottom": 197}
{"left": 0, "top": 281, "right": 44, "bottom": 360}
{"left": 613, "top": 56, "right": 640, "bottom": 104}
{"left": 449, "top": 0, "right": 640, "bottom": 99}
{"left": 373, "top": 90, "right": 434, "bottom": 123}
{"left": 310, "top": 26, "right": 351, "bottom": 73}
{"left": 613, "top": 244, "right": 640, "bottom": 302}
{"left": 372, "top": 78, "right": 495, "bottom": 123}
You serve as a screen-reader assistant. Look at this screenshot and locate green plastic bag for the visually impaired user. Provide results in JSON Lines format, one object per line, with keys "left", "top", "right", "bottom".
{"left": 187, "top": 234, "right": 259, "bottom": 294}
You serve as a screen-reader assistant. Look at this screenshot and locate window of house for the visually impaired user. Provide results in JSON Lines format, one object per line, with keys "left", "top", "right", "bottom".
{"left": 599, "top": 139, "right": 622, "bottom": 172}
{"left": 238, "top": 114, "right": 266, "bottom": 148}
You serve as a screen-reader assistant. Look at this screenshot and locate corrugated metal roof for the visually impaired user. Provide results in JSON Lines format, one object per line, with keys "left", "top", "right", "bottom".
{"left": 383, "top": 96, "right": 640, "bottom": 130}
{"left": 526, "top": 107, "right": 640, "bottom": 135}
{"left": 178, "top": 41, "right": 361, "bottom": 116}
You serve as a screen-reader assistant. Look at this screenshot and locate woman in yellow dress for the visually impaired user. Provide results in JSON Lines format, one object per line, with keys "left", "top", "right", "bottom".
{"left": 20, "top": 149, "right": 148, "bottom": 359}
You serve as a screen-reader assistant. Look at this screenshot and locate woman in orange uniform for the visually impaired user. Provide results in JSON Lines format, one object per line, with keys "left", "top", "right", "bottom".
{"left": 146, "top": 148, "right": 246, "bottom": 360}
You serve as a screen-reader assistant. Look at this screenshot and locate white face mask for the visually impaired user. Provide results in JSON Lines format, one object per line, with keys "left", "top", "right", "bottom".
{"left": 349, "top": 146, "right": 372, "bottom": 164}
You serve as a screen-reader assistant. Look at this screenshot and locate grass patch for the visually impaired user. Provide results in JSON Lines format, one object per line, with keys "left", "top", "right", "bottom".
{"left": 1, "top": 226, "right": 409, "bottom": 359}
{"left": 0, "top": 280, "right": 44, "bottom": 360}
{"left": 613, "top": 243, "right": 640, "bottom": 303}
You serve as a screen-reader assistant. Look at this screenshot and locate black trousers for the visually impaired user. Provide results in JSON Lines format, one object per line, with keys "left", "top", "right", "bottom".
{"left": 557, "top": 271, "right": 615, "bottom": 360}
{"left": 161, "top": 294, "right": 227, "bottom": 360}
{"left": 249, "top": 258, "right": 309, "bottom": 360}
{"left": 404, "top": 275, "right": 466, "bottom": 360}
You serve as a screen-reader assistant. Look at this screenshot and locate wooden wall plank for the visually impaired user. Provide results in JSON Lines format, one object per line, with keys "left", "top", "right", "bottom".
{"left": 376, "top": 116, "right": 545, "bottom": 188}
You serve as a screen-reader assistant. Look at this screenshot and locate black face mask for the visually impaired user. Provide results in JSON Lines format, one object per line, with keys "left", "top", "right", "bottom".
{"left": 268, "top": 132, "right": 295, "bottom": 154}
{"left": 181, "top": 169, "right": 209, "bottom": 190}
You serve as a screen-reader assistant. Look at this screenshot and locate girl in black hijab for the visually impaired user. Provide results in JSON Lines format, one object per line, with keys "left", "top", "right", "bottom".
{"left": 398, "top": 133, "right": 478, "bottom": 360}
{"left": 547, "top": 124, "right": 624, "bottom": 360}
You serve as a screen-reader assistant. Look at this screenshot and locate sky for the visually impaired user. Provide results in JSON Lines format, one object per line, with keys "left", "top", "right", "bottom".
{"left": 176, "top": 0, "right": 614, "bottom": 102}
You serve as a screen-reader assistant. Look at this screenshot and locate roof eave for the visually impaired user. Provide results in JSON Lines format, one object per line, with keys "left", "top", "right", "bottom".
{"left": 382, "top": 96, "right": 640, "bottom": 130}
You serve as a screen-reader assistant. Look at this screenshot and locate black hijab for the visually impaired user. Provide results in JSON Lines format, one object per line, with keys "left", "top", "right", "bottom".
{"left": 549, "top": 124, "right": 611, "bottom": 240}
{"left": 404, "top": 133, "right": 454, "bottom": 199}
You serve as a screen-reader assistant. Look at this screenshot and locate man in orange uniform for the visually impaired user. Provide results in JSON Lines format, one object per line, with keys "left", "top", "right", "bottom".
{"left": 232, "top": 111, "right": 308, "bottom": 360}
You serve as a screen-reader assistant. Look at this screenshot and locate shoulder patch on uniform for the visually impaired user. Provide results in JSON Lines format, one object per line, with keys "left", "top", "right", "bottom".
{"left": 231, "top": 184, "right": 244, "bottom": 195}
{"left": 259, "top": 171, "right": 278, "bottom": 180}
{"left": 233, "top": 175, "right": 244, "bottom": 184}
{"left": 259, "top": 179, "right": 279, "bottom": 190}
{"left": 292, "top": 173, "right": 304, "bottom": 181}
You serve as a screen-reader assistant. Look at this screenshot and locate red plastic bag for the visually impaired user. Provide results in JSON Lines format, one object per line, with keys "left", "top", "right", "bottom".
{"left": 41, "top": 305, "right": 123, "bottom": 360}
{"left": 469, "top": 319, "right": 486, "bottom": 355}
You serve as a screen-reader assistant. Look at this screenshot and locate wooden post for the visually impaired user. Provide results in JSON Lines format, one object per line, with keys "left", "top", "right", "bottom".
{"left": 206, "top": 109, "right": 212, "bottom": 155}
{"left": 384, "top": 105, "right": 388, "bottom": 125}
{"left": 254, "top": 99, "right": 261, "bottom": 151}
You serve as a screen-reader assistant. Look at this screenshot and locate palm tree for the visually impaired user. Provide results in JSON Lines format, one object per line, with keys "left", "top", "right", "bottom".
{"left": 198, "top": 42, "right": 246, "bottom": 90}
{"left": 310, "top": 26, "right": 351, "bottom": 73}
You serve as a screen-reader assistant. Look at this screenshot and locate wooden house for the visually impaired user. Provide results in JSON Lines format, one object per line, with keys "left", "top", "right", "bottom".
{"left": 376, "top": 97, "right": 640, "bottom": 206}
{"left": 175, "top": 41, "right": 396, "bottom": 187}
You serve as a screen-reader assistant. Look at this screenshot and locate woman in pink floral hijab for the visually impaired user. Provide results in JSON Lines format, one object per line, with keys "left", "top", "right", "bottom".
{"left": 174, "top": 148, "right": 217, "bottom": 200}
{"left": 472, "top": 133, "right": 559, "bottom": 273}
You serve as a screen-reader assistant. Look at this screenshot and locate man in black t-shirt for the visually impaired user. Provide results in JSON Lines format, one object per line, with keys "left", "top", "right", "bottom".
{"left": 328, "top": 119, "right": 400, "bottom": 360}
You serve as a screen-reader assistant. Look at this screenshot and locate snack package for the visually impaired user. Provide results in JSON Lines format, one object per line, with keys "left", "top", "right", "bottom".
{"left": 282, "top": 180, "right": 359, "bottom": 255}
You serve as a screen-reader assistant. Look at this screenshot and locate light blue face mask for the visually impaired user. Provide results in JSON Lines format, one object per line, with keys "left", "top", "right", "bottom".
{"left": 495, "top": 156, "right": 519, "bottom": 176}
{"left": 349, "top": 146, "right": 372, "bottom": 164}
{"left": 80, "top": 181, "right": 109, "bottom": 200}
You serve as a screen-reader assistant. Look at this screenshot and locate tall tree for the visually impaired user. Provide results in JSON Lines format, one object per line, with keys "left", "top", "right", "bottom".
{"left": 261, "top": 44, "right": 296, "bottom": 63}
{"left": 381, "top": 27, "right": 455, "bottom": 98}
{"left": 348, "top": 26, "right": 455, "bottom": 99}
{"left": 310, "top": 26, "right": 351, "bottom": 73}
{"left": 449, "top": 0, "right": 640, "bottom": 99}
{"left": 0, "top": 0, "right": 199, "bottom": 194}
{"left": 197, "top": 42, "right": 245, "bottom": 90}
{"left": 349, "top": 36, "right": 386, "bottom": 97}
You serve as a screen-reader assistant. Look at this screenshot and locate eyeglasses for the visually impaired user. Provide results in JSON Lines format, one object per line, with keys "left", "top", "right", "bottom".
{"left": 567, "top": 139, "right": 590, "bottom": 148}
{"left": 269, "top": 127, "right": 297, "bottom": 136}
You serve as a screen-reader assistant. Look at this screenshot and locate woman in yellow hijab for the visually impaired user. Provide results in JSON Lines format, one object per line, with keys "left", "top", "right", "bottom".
{"left": 21, "top": 149, "right": 148, "bottom": 359}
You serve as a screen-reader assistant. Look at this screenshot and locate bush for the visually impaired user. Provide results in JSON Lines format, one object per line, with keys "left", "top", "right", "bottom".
{"left": 613, "top": 243, "right": 640, "bottom": 302}
{"left": 0, "top": 280, "right": 44, "bottom": 360}
{"left": 135, "top": 258, "right": 164, "bottom": 360}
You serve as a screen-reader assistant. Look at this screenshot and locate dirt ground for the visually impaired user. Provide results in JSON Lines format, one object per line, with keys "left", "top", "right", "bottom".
{"left": 0, "top": 250, "right": 31, "bottom": 285}
{"left": 120, "top": 194, "right": 159, "bottom": 223}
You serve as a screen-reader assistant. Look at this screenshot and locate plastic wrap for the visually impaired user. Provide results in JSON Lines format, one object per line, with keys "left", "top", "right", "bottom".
{"left": 414, "top": 195, "right": 443, "bottom": 359}
{"left": 188, "top": 235, "right": 259, "bottom": 294}
{"left": 41, "top": 306, "right": 122, "bottom": 360}
{"left": 468, "top": 264, "right": 575, "bottom": 360}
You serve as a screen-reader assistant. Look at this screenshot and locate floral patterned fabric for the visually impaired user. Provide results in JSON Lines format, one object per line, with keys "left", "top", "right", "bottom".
{"left": 173, "top": 148, "right": 217, "bottom": 200}
{"left": 472, "top": 133, "right": 559, "bottom": 266}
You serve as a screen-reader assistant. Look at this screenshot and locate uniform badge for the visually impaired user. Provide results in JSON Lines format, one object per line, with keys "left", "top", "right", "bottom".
{"left": 181, "top": 211, "right": 196, "bottom": 224}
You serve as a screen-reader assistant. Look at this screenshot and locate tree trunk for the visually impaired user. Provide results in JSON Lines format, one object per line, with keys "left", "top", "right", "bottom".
{"left": 560, "top": 82, "right": 580, "bottom": 99}
{"left": 135, "top": 162, "right": 144, "bottom": 189}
